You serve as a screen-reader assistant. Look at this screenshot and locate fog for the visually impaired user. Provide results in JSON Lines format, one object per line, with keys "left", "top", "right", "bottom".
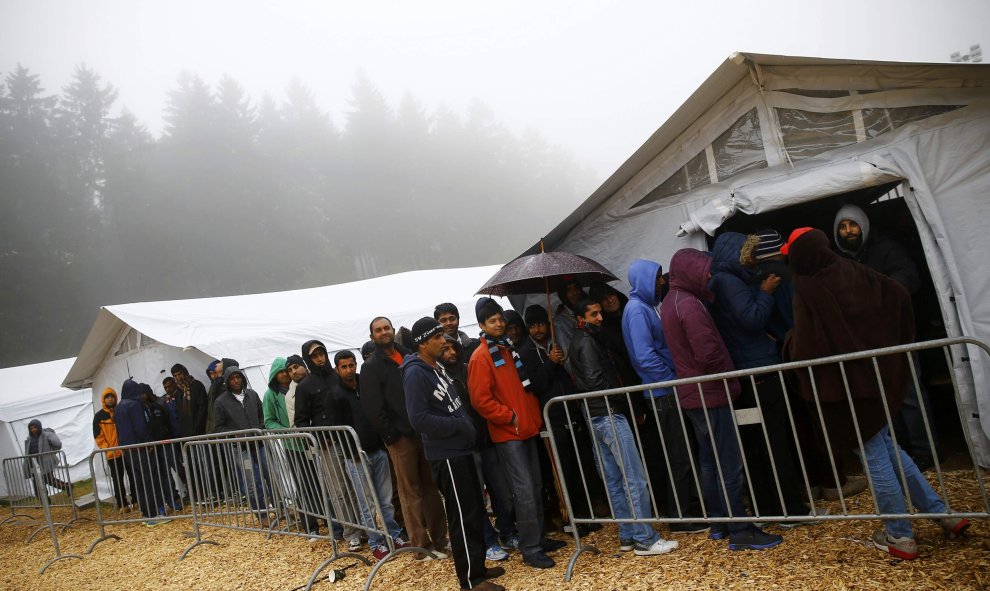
{"left": 0, "top": 0, "right": 985, "bottom": 367}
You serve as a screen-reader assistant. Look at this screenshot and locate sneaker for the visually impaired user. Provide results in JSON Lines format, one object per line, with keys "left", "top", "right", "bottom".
{"left": 872, "top": 529, "right": 919, "bottom": 560}
{"left": 938, "top": 517, "right": 971, "bottom": 539}
{"left": 394, "top": 538, "right": 411, "bottom": 549}
{"left": 486, "top": 545, "right": 509, "bottom": 561}
{"left": 823, "top": 476, "right": 868, "bottom": 501}
{"left": 780, "top": 507, "right": 829, "bottom": 529}
{"left": 499, "top": 534, "right": 520, "bottom": 550}
{"left": 523, "top": 552, "right": 555, "bottom": 569}
{"left": 728, "top": 527, "right": 783, "bottom": 551}
{"left": 348, "top": 538, "right": 362, "bottom": 552}
{"left": 618, "top": 538, "right": 635, "bottom": 552}
{"left": 371, "top": 545, "right": 391, "bottom": 561}
{"left": 143, "top": 519, "right": 163, "bottom": 527}
{"left": 669, "top": 522, "right": 710, "bottom": 534}
{"left": 634, "top": 538, "right": 679, "bottom": 556}
{"left": 709, "top": 525, "right": 729, "bottom": 541}
{"left": 541, "top": 537, "right": 567, "bottom": 552}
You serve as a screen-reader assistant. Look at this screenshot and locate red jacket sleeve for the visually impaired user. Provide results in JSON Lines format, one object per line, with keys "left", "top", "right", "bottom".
{"left": 467, "top": 349, "right": 514, "bottom": 425}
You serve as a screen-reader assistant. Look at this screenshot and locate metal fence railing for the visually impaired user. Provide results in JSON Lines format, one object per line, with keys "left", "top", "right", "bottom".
{"left": 1, "top": 452, "right": 84, "bottom": 573}
{"left": 545, "top": 337, "right": 990, "bottom": 581}
{"left": 85, "top": 429, "right": 263, "bottom": 554}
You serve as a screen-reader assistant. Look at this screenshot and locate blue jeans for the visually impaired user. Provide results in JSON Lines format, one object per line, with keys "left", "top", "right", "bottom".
{"left": 495, "top": 438, "right": 544, "bottom": 560}
{"left": 587, "top": 413, "right": 659, "bottom": 546}
{"left": 346, "top": 449, "right": 403, "bottom": 548}
{"left": 232, "top": 443, "right": 272, "bottom": 515}
{"left": 475, "top": 447, "right": 517, "bottom": 546}
{"left": 685, "top": 406, "right": 750, "bottom": 534}
{"left": 854, "top": 427, "right": 946, "bottom": 539}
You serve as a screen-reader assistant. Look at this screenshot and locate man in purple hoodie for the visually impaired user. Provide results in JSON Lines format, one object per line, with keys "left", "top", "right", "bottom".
{"left": 661, "top": 248, "right": 782, "bottom": 551}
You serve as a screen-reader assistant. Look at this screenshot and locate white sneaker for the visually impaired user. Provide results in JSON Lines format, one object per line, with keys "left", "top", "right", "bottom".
{"left": 486, "top": 545, "right": 509, "bottom": 561}
{"left": 634, "top": 538, "right": 679, "bottom": 556}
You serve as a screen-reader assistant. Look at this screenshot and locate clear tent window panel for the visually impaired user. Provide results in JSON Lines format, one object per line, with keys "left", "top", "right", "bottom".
{"left": 712, "top": 108, "right": 768, "bottom": 179}
{"left": 776, "top": 108, "right": 858, "bottom": 161}
{"left": 631, "top": 150, "right": 711, "bottom": 209}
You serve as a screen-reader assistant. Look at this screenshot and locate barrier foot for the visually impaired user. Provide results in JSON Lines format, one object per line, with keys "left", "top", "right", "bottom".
{"left": 179, "top": 539, "right": 220, "bottom": 560}
{"left": 26, "top": 523, "right": 64, "bottom": 544}
{"left": 360, "top": 546, "right": 431, "bottom": 591}
{"left": 0, "top": 513, "right": 36, "bottom": 527}
{"left": 39, "top": 553, "right": 83, "bottom": 574}
{"left": 305, "top": 552, "right": 372, "bottom": 591}
{"left": 86, "top": 534, "right": 121, "bottom": 554}
{"left": 59, "top": 516, "right": 93, "bottom": 534}
{"left": 564, "top": 544, "right": 600, "bottom": 582}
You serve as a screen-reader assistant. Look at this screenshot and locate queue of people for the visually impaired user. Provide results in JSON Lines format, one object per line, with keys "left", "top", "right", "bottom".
{"left": 70, "top": 204, "right": 972, "bottom": 590}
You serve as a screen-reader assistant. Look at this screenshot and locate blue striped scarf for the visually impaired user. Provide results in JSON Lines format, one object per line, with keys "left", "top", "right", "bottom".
{"left": 480, "top": 331, "right": 532, "bottom": 391}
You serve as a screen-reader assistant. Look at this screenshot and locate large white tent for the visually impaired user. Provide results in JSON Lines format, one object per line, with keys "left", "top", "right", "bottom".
{"left": 0, "top": 358, "right": 94, "bottom": 497}
{"left": 63, "top": 265, "right": 507, "bottom": 408}
{"left": 528, "top": 52, "right": 990, "bottom": 465}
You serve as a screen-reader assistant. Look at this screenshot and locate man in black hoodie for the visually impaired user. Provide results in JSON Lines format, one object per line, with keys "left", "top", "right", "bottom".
{"left": 140, "top": 384, "right": 180, "bottom": 514}
{"left": 295, "top": 338, "right": 357, "bottom": 545}
{"left": 362, "top": 316, "right": 448, "bottom": 556}
{"left": 403, "top": 317, "right": 505, "bottom": 591}
{"left": 171, "top": 364, "right": 208, "bottom": 438}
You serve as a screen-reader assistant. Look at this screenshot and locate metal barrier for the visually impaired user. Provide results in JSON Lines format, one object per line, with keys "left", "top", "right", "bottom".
{"left": 276, "top": 426, "right": 434, "bottom": 591}
{"left": 545, "top": 337, "right": 990, "bottom": 581}
{"left": 1, "top": 453, "right": 84, "bottom": 573}
{"left": 86, "top": 429, "right": 263, "bottom": 553}
{"left": 2, "top": 450, "right": 89, "bottom": 540}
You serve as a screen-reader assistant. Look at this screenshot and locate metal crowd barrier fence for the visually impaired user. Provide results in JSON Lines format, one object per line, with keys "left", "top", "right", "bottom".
{"left": 545, "top": 336, "right": 990, "bottom": 581}
{"left": 2, "top": 450, "right": 89, "bottom": 540}
{"left": 275, "top": 426, "right": 435, "bottom": 591}
{"left": 86, "top": 429, "right": 263, "bottom": 554}
{"left": 1, "top": 453, "right": 84, "bottom": 573}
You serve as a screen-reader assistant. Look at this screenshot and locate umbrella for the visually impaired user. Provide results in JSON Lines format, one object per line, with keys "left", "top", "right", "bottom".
{"left": 477, "top": 242, "right": 618, "bottom": 344}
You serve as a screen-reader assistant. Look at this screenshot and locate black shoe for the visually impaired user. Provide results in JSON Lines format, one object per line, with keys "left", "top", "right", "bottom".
{"left": 575, "top": 522, "right": 603, "bottom": 536}
{"left": 541, "top": 538, "right": 567, "bottom": 552}
{"left": 483, "top": 566, "right": 505, "bottom": 579}
{"left": 912, "top": 454, "right": 935, "bottom": 473}
{"left": 728, "top": 527, "right": 783, "bottom": 551}
{"left": 670, "top": 522, "right": 710, "bottom": 534}
{"left": 523, "top": 552, "right": 555, "bottom": 569}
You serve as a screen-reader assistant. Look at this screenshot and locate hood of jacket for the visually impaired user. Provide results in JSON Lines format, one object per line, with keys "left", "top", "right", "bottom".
{"left": 301, "top": 339, "right": 328, "bottom": 374}
{"left": 628, "top": 259, "right": 662, "bottom": 307}
{"left": 224, "top": 366, "right": 247, "bottom": 391}
{"left": 28, "top": 418, "right": 42, "bottom": 434}
{"left": 834, "top": 203, "right": 871, "bottom": 257}
{"left": 267, "top": 357, "right": 287, "bottom": 391}
{"left": 101, "top": 387, "right": 118, "bottom": 413}
{"left": 121, "top": 379, "right": 142, "bottom": 401}
{"left": 668, "top": 248, "right": 714, "bottom": 302}
{"left": 710, "top": 232, "right": 751, "bottom": 281}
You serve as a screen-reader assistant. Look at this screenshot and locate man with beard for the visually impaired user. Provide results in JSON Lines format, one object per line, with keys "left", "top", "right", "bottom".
{"left": 362, "top": 316, "right": 449, "bottom": 557}
{"left": 551, "top": 278, "right": 587, "bottom": 352}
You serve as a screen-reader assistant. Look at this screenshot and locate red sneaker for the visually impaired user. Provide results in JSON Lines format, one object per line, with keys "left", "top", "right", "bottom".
{"left": 372, "top": 546, "right": 391, "bottom": 561}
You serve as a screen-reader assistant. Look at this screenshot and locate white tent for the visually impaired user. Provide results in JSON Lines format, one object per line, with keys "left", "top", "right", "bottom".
{"left": 62, "top": 265, "right": 507, "bottom": 408}
{"left": 529, "top": 52, "right": 990, "bottom": 465}
{"left": 0, "top": 358, "right": 94, "bottom": 497}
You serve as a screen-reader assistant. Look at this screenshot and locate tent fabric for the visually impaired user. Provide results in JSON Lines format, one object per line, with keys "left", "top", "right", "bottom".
{"left": 0, "top": 358, "right": 96, "bottom": 497}
{"left": 64, "top": 265, "right": 508, "bottom": 396}
{"left": 529, "top": 53, "right": 990, "bottom": 465}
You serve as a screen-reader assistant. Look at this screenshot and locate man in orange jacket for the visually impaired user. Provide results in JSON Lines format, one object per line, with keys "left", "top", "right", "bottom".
{"left": 468, "top": 297, "right": 565, "bottom": 569}
{"left": 93, "top": 387, "right": 136, "bottom": 510}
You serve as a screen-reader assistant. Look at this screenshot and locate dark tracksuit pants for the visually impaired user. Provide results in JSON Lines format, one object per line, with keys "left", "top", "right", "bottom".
{"left": 640, "top": 393, "right": 700, "bottom": 518}
{"left": 431, "top": 454, "right": 487, "bottom": 589}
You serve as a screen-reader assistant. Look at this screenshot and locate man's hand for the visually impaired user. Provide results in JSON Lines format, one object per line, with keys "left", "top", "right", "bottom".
{"left": 548, "top": 346, "right": 565, "bottom": 364}
{"left": 761, "top": 274, "right": 782, "bottom": 294}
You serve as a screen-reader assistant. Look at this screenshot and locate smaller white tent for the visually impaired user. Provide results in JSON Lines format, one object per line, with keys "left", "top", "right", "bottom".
{"left": 0, "top": 358, "right": 95, "bottom": 497}
{"left": 62, "top": 265, "right": 509, "bottom": 408}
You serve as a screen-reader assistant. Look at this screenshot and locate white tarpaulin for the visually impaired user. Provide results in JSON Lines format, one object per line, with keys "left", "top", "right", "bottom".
{"left": 0, "top": 358, "right": 96, "bottom": 497}
{"left": 63, "top": 265, "right": 508, "bottom": 409}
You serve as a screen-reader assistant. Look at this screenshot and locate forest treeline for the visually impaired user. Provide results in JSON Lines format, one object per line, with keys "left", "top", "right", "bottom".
{"left": 0, "top": 64, "right": 596, "bottom": 367}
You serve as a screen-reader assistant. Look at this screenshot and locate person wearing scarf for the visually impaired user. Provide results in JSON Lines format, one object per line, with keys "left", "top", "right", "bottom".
{"left": 467, "top": 297, "right": 563, "bottom": 570}
{"left": 784, "top": 228, "right": 969, "bottom": 559}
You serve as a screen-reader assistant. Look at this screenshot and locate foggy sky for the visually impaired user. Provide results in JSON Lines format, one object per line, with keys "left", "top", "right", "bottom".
{"left": 1, "top": 0, "right": 987, "bottom": 179}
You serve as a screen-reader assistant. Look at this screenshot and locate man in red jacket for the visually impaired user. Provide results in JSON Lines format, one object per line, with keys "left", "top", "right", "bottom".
{"left": 468, "top": 297, "right": 564, "bottom": 569}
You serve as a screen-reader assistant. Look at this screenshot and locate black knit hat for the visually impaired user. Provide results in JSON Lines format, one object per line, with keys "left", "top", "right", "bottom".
{"left": 475, "top": 297, "right": 503, "bottom": 323}
{"left": 360, "top": 340, "right": 376, "bottom": 357}
{"left": 411, "top": 316, "right": 444, "bottom": 346}
{"left": 524, "top": 305, "right": 549, "bottom": 326}
{"left": 503, "top": 309, "right": 525, "bottom": 330}
{"left": 285, "top": 354, "right": 307, "bottom": 368}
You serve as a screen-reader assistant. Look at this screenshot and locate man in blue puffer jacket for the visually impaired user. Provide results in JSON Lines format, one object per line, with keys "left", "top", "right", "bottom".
{"left": 114, "top": 379, "right": 160, "bottom": 522}
{"left": 622, "top": 259, "right": 705, "bottom": 534}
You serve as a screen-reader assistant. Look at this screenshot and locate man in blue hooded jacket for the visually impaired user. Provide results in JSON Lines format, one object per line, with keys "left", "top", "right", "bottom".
{"left": 115, "top": 379, "right": 161, "bottom": 523}
{"left": 622, "top": 259, "right": 705, "bottom": 534}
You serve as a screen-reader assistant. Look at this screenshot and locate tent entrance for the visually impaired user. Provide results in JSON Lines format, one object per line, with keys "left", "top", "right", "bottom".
{"left": 714, "top": 180, "right": 968, "bottom": 467}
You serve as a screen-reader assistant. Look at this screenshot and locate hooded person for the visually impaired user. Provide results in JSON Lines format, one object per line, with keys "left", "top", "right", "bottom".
{"left": 93, "top": 387, "right": 135, "bottom": 508}
{"left": 171, "top": 363, "right": 208, "bottom": 438}
{"left": 301, "top": 339, "right": 339, "bottom": 391}
{"left": 262, "top": 357, "right": 291, "bottom": 431}
{"left": 588, "top": 282, "right": 639, "bottom": 388}
{"left": 281, "top": 353, "right": 322, "bottom": 537}
{"left": 205, "top": 358, "right": 239, "bottom": 433}
{"left": 551, "top": 277, "right": 587, "bottom": 352}
{"left": 468, "top": 297, "right": 563, "bottom": 569}
{"left": 662, "top": 248, "right": 782, "bottom": 551}
{"left": 621, "top": 258, "right": 704, "bottom": 532}
{"left": 784, "top": 228, "right": 968, "bottom": 558}
{"left": 138, "top": 383, "right": 181, "bottom": 513}
{"left": 110, "top": 379, "right": 159, "bottom": 521}
{"left": 23, "top": 419, "right": 70, "bottom": 493}
{"left": 402, "top": 317, "right": 505, "bottom": 591}
{"left": 213, "top": 366, "right": 272, "bottom": 524}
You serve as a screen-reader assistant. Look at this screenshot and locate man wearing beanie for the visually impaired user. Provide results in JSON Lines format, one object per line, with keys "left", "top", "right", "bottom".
{"left": 468, "top": 297, "right": 562, "bottom": 569}
{"left": 363, "top": 316, "right": 449, "bottom": 556}
{"left": 403, "top": 317, "right": 506, "bottom": 590}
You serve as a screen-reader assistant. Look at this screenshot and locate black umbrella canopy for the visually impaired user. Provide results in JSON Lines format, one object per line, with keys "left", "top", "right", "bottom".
{"left": 477, "top": 251, "right": 618, "bottom": 297}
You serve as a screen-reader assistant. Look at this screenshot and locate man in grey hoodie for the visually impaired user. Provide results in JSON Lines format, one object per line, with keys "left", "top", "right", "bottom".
{"left": 24, "top": 420, "right": 70, "bottom": 495}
